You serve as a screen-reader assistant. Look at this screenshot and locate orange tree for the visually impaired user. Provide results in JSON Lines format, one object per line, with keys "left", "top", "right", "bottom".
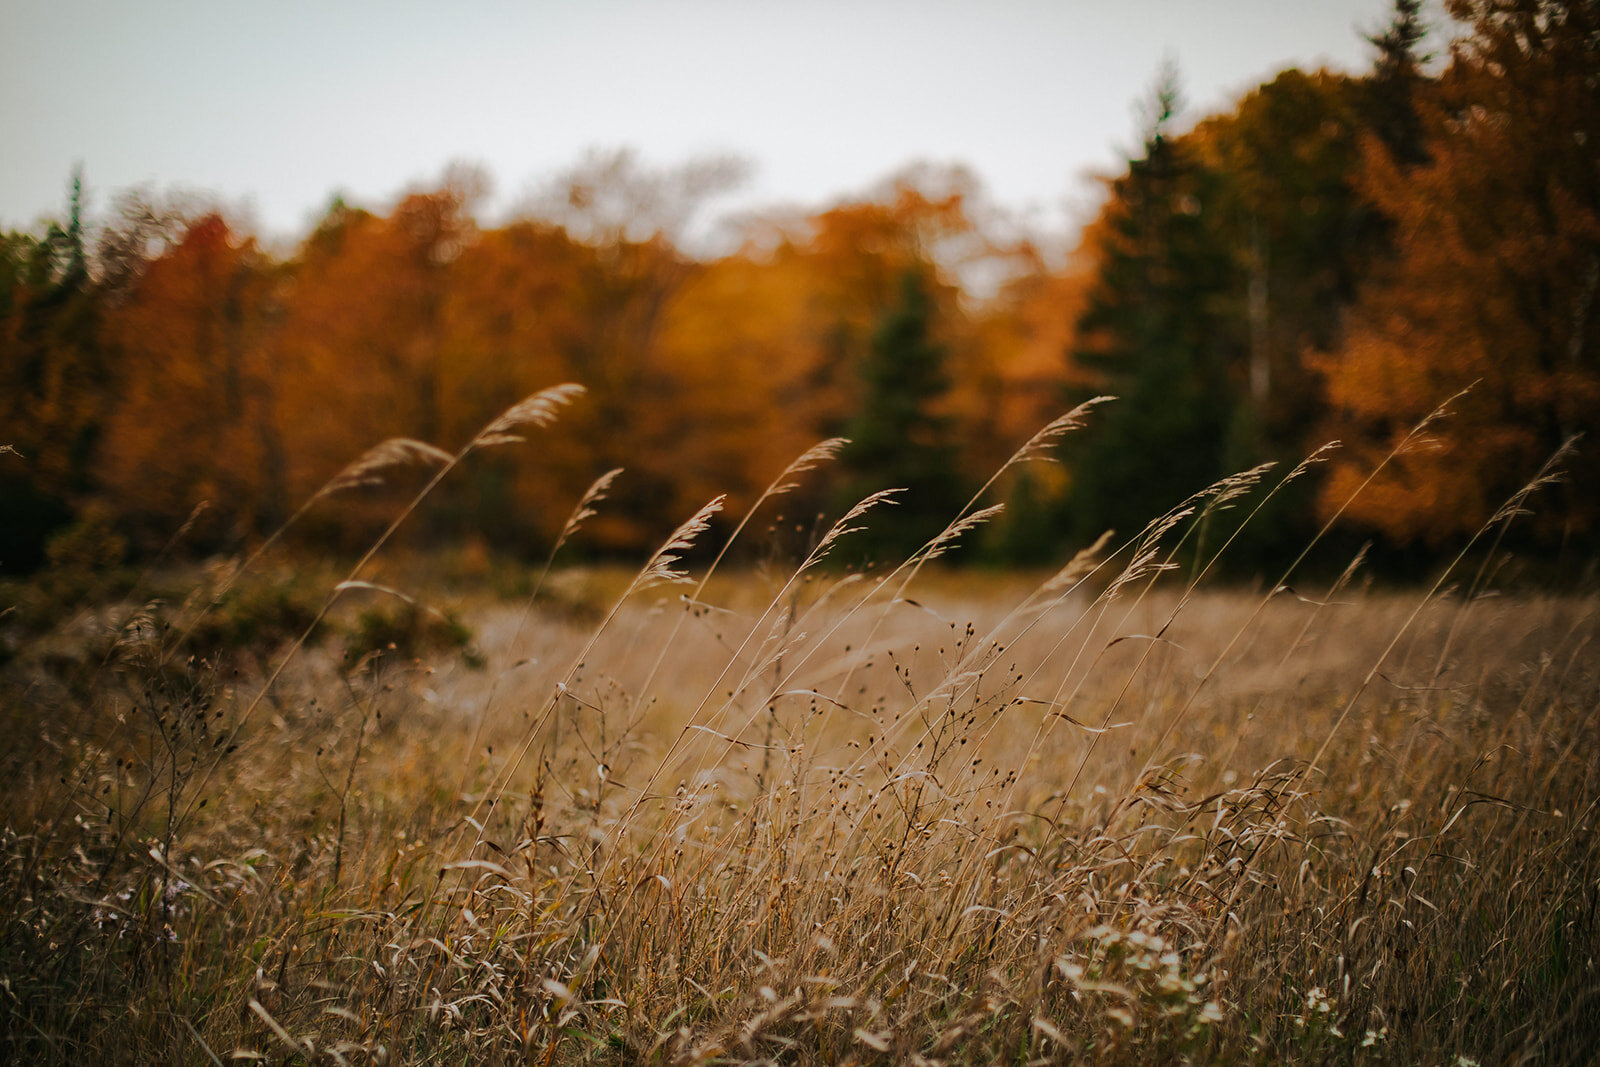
{"left": 1316, "top": 0, "right": 1600, "bottom": 552}
{"left": 97, "top": 213, "right": 283, "bottom": 549}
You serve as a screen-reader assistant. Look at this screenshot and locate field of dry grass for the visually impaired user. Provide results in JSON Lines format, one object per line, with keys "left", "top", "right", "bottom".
{"left": 3, "top": 395, "right": 1597, "bottom": 1064}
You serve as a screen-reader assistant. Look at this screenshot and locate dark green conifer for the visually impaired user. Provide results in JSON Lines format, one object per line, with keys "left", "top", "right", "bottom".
{"left": 838, "top": 269, "right": 966, "bottom": 563}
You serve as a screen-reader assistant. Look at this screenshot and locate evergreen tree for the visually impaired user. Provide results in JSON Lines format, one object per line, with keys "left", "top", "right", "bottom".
{"left": 1178, "top": 69, "right": 1377, "bottom": 567}
{"left": 1363, "top": 0, "right": 1432, "bottom": 167}
{"left": 1064, "top": 67, "right": 1240, "bottom": 547}
{"left": 0, "top": 169, "right": 109, "bottom": 571}
{"left": 838, "top": 268, "right": 966, "bottom": 563}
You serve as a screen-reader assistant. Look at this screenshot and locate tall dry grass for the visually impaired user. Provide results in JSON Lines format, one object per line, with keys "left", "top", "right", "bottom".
{"left": 2, "top": 389, "right": 1596, "bottom": 1064}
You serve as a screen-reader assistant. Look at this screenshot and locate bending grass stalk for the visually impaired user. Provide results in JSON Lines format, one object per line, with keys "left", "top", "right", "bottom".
{"left": 1176, "top": 433, "right": 1582, "bottom": 951}
{"left": 436, "top": 492, "right": 731, "bottom": 903}
{"left": 159, "top": 437, "right": 455, "bottom": 670}
{"left": 628, "top": 438, "right": 850, "bottom": 711}
{"left": 785, "top": 395, "right": 1464, "bottom": 940}
{"left": 1043, "top": 393, "right": 1484, "bottom": 912}
{"left": 452, "top": 465, "right": 625, "bottom": 800}
{"left": 680, "top": 404, "right": 1120, "bottom": 818}
{"left": 1300, "top": 436, "right": 1583, "bottom": 792}
{"left": 175, "top": 383, "right": 585, "bottom": 830}
{"left": 527, "top": 489, "right": 906, "bottom": 946}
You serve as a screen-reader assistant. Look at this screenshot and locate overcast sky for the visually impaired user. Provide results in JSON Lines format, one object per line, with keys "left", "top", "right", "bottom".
{"left": 2, "top": 0, "right": 1415, "bottom": 244}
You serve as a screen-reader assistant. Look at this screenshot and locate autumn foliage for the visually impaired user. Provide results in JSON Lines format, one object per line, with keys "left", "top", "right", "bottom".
{"left": 1316, "top": 0, "right": 1600, "bottom": 548}
{"left": 3, "top": 1, "right": 1597, "bottom": 575}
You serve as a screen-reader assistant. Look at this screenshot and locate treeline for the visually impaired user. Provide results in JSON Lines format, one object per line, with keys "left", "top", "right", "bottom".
{"left": 3, "top": 0, "right": 1596, "bottom": 576}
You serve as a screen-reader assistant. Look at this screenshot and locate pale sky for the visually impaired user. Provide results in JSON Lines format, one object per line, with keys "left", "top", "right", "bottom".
{"left": 1, "top": 0, "right": 1413, "bottom": 244}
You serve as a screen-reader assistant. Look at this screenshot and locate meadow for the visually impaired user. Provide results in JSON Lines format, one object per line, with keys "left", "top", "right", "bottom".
{"left": 2, "top": 391, "right": 1597, "bottom": 1065}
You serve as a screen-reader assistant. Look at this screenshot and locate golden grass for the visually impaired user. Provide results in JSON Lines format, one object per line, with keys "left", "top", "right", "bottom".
{"left": 2, "top": 396, "right": 1597, "bottom": 1064}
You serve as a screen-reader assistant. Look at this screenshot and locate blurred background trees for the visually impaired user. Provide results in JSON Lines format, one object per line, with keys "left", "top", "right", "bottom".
{"left": 1, "top": 172, "right": 102, "bottom": 570}
{"left": 1316, "top": 0, "right": 1600, "bottom": 556}
{"left": 2, "top": 0, "right": 1596, "bottom": 579}
{"left": 1064, "top": 66, "right": 1240, "bottom": 550}
{"left": 837, "top": 268, "right": 965, "bottom": 563}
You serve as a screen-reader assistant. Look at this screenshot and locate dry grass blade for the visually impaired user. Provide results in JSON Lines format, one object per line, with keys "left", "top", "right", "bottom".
{"left": 1021, "top": 700, "right": 1131, "bottom": 733}
{"left": 1484, "top": 434, "right": 1579, "bottom": 527}
{"left": 1041, "top": 529, "right": 1116, "bottom": 594}
{"left": 333, "top": 580, "right": 454, "bottom": 623}
{"left": 1202, "top": 460, "right": 1277, "bottom": 511}
{"left": 248, "top": 999, "right": 307, "bottom": 1057}
{"left": 473, "top": 383, "right": 586, "bottom": 447}
{"left": 313, "top": 438, "right": 454, "bottom": 500}
{"left": 808, "top": 488, "right": 904, "bottom": 566}
{"left": 1007, "top": 396, "right": 1117, "bottom": 466}
{"left": 920, "top": 502, "right": 1005, "bottom": 563}
{"left": 687, "top": 725, "right": 781, "bottom": 750}
{"left": 769, "top": 437, "right": 849, "bottom": 497}
{"left": 556, "top": 467, "right": 624, "bottom": 553}
{"left": 630, "top": 495, "right": 726, "bottom": 594}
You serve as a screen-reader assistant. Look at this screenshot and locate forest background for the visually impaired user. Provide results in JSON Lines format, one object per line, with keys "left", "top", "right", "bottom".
{"left": 4, "top": 0, "right": 1597, "bottom": 582}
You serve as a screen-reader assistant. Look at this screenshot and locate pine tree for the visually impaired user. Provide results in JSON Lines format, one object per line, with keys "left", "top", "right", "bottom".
{"left": 0, "top": 169, "right": 109, "bottom": 570}
{"left": 838, "top": 268, "right": 966, "bottom": 562}
{"left": 1364, "top": 0, "right": 1431, "bottom": 167}
{"left": 1064, "top": 67, "right": 1239, "bottom": 546}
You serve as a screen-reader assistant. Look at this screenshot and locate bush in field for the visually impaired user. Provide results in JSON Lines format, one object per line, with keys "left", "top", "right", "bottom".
{"left": 346, "top": 601, "right": 478, "bottom": 668}
{"left": 182, "top": 574, "right": 326, "bottom": 661}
